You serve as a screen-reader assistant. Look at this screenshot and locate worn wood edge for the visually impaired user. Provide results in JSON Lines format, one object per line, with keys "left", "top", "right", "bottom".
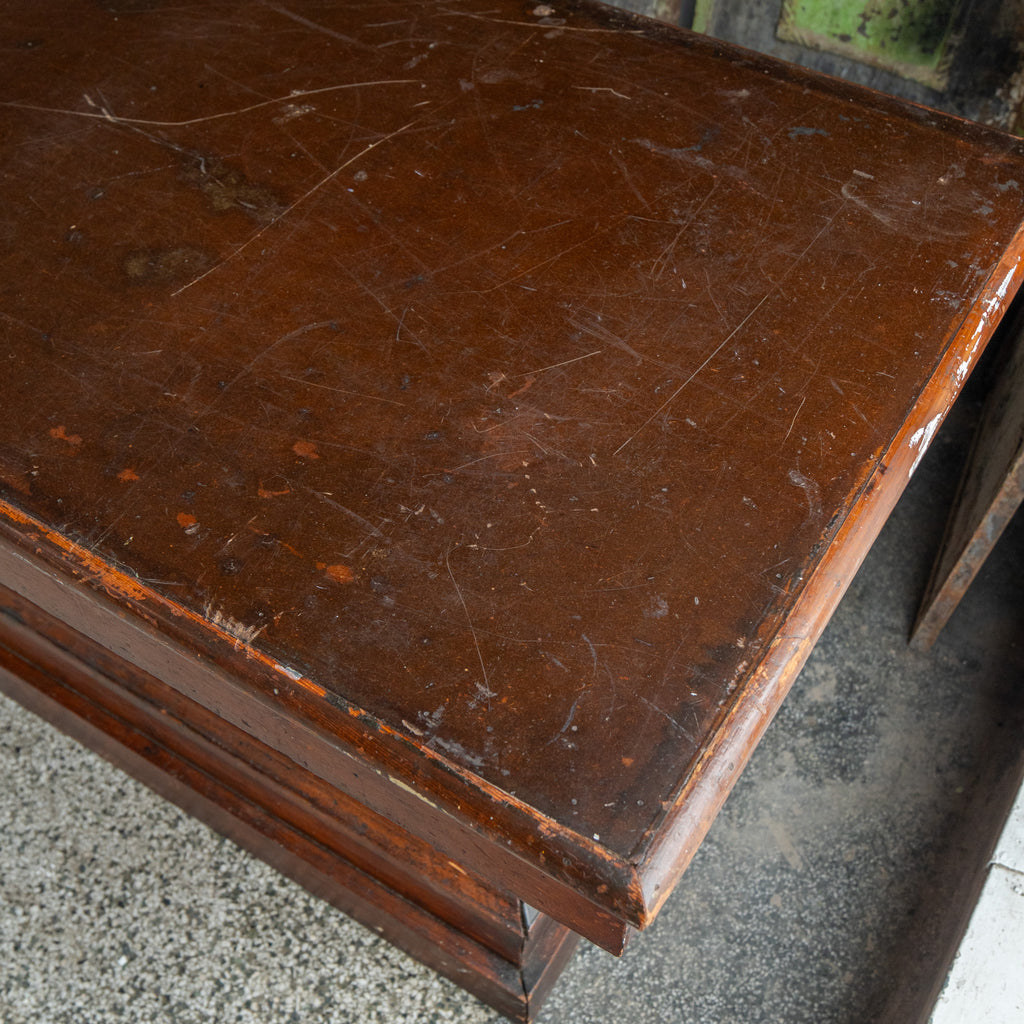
{"left": 0, "top": 514, "right": 641, "bottom": 944}
{"left": 911, "top": 307, "right": 1024, "bottom": 648}
{"left": 0, "top": 651, "right": 552, "bottom": 1023}
{"left": 0, "top": 584, "right": 529, "bottom": 964}
{"left": 631, "top": 236, "right": 1024, "bottom": 923}
{"left": 0, "top": 594, "right": 584, "bottom": 1021}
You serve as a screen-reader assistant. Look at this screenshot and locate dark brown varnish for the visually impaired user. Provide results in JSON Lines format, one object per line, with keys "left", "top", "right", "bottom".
{"left": 3, "top": 1, "right": 1024, "bottom": 1019}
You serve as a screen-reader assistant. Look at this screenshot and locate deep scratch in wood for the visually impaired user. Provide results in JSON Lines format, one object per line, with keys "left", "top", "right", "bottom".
{"left": 446, "top": 547, "right": 491, "bottom": 708}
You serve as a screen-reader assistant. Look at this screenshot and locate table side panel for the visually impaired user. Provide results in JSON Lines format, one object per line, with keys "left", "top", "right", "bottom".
{"left": 0, "top": 530, "right": 634, "bottom": 950}
{"left": 0, "top": 582, "right": 530, "bottom": 965}
{"left": 0, "top": 584, "right": 581, "bottom": 1022}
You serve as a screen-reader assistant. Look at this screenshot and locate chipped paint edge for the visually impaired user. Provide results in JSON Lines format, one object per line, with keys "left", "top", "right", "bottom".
{"left": 909, "top": 413, "right": 944, "bottom": 478}
{"left": 633, "top": 236, "right": 1024, "bottom": 924}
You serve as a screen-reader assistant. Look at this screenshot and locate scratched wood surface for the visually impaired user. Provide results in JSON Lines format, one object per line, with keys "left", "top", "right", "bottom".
{"left": 3, "top": 0, "right": 1024, "bottom": 944}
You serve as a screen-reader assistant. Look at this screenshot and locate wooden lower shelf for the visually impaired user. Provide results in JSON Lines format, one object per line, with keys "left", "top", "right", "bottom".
{"left": 0, "top": 584, "right": 579, "bottom": 1022}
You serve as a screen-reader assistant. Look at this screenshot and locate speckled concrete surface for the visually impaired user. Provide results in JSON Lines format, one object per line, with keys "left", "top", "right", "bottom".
{"left": 3, "top": 365, "right": 1024, "bottom": 1024}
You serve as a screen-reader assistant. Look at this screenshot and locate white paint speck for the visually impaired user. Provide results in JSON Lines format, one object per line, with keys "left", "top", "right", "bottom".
{"left": 908, "top": 413, "right": 943, "bottom": 477}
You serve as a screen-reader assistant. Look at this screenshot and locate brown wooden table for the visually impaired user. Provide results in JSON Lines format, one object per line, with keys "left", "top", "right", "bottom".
{"left": 3, "top": 2, "right": 1024, "bottom": 1020}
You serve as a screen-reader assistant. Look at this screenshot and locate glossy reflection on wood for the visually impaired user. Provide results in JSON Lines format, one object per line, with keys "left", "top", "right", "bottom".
{"left": 3, "top": 1, "right": 1024, "bottom": 1018}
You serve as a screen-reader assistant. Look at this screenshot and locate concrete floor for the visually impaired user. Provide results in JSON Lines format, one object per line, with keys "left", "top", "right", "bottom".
{"left": 2, "top": 329, "right": 1023, "bottom": 1023}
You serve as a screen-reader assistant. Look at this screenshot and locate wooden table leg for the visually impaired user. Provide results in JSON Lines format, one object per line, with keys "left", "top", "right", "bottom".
{"left": 912, "top": 305, "right": 1024, "bottom": 648}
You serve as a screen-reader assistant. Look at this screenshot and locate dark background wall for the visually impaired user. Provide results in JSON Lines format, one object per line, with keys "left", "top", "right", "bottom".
{"left": 607, "top": 0, "right": 1024, "bottom": 130}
